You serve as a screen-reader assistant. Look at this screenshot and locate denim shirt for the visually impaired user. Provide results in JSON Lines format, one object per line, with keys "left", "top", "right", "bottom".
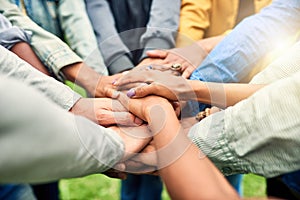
{"left": 7, "top": 0, "right": 108, "bottom": 75}
{"left": 189, "top": 0, "right": 300, "bottom": 113}
{"left": 11, "top": 0, "right": 62, "bottom": 38}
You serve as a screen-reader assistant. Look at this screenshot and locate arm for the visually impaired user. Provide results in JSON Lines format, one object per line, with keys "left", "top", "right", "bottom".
{"left": 0, "top": 77, "right": 124, "bottom": 183}
{"left": 119, "top": 94, "right": 238, "bottom": 199}
{"left": 0, "top": 0, "right": 82, "bottom": 79}
{"left": 58, "top": 0, "right": 108, "bottom": 75}
{"left": 139, "top": 0, "right": 181, "bottom": 61}
{"left": 0, "top": 44, "right": 141, "bottom": 126}
{"left": 0, "top": 45, "right": 80, "bottom": 110}
{"left": 190, "top": 0, "right": 300, "bottom": 83}
{"left": 0, "top": 13, "right": 50, "bottom": 75}
{"left": 0, "top": 0, "right": 114, "bottom": 98}
{"left": 115, "top": 69, "right": 265, "bottom": 108}
{"left": 177, "top": 0, "right": 211, "bottom": 44}
{"left": 85, "top": 0, "right": 134, "bottom": 74}
{"left": 188, "top": 70, "right": 300, "bottom": 178}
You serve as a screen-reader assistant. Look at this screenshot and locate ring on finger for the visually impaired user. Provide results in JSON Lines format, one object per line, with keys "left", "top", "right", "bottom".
{"left": 171, "top": 63, "right": 182, "bottom": 71}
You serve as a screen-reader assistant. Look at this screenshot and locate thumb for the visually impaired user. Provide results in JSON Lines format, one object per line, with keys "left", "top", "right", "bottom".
{"left": 146, "top": 50, "right": 168, "bottom": 59}
{"left": 127, "top": 84, "right": 156, "bottom": 98}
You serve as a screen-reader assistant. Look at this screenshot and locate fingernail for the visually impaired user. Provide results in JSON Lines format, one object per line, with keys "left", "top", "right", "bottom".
{"left": 112, "top": 79, "right": 117, "bottom": 85}
{"left": 127, "top": 89, "right": 136, "bottom": 98}
{"left": 134, "top": 117, "right": 143, "bottom": 126}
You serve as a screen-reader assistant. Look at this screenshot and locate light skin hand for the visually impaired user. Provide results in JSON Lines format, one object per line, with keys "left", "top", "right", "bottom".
{"left": 70, "top": 98, "right": 143, "bottom": 127}
{"left": 108, "top": 125, "right": 152, "bottom": 161}
{"left": 118, "top": 94, "right": 238, "bottom": 199}
{"left": 114, "top": 70, "right": 197, "bottom": 102}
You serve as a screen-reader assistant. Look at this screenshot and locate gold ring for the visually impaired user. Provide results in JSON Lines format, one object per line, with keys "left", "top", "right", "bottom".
{"left": 171, "top": 63, "right": 182, "bottom": 71}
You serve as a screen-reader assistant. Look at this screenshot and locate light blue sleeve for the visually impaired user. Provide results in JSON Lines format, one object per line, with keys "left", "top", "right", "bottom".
{"left": 0, "top": 13, "right": 31, "bottom": 49}
{"left": 191, "top": 0, "right": 300, "bottom": 83}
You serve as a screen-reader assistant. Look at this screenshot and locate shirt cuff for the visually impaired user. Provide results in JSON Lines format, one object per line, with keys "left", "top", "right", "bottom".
{"left": 45, "top": 47, "right": 83, "bottom": 81}
{"left": 140, "top": 38, "right": 173, "bottom": 61}
{"left": 188, "top": 111, "right": 250, "bottom": 176}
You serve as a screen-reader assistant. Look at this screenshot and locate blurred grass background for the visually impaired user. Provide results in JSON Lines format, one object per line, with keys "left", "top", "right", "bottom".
{"left": 59, "top": 174, "right": 266, "bottom": 199}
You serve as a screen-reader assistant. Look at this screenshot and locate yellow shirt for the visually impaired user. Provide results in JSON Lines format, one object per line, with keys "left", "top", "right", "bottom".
{"left": 178, "top": 0, "right": 272, "bottom": 42}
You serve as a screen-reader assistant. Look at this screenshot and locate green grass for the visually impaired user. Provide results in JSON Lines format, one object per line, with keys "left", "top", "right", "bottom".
{"left": 59, "top": 174, "right": 266, "bottom": 199}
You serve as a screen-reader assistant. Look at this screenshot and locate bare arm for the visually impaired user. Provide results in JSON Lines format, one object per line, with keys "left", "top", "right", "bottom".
{"left": 115, "top": 70, "right": 266, "bottom": 108}
{"left": 119, "top": 94, "right": 239, "bottom": 199}
{"left": 189, "top": 80, "right": 265, "bottom": 108}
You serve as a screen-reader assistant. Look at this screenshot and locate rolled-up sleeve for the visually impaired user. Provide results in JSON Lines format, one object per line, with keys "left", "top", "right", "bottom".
{"left": 0, "top": 45, "right": 80, "bottom": 110}
{"left": 189, "top": 71, "right": 300, "bottom": 178}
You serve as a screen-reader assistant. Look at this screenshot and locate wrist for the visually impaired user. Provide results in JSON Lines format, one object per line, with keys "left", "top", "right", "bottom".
{"left": 61, "top": 62, "right": 103, "bottom": 97}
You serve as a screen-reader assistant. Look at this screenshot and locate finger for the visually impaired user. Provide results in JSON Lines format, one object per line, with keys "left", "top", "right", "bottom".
{"left": 127, "top": 84, "right": 156, "bottom": 98}
{"left": 103, "top": 171, "right": 127, "bottom": 180}
{"left": 114, "top": 73, "right": 147, "bottom": 86}
{"left": 117, "top": 92, "right": 130, "bottom": 111}
{"left": 114, "top": 112, "right": 144, "bottom": 126}
{"left": 182, "top": 67, "right": 193, "bottom": 79}
{"left": 210, "top": 106, "right": 221, "bottom": 114}
{"left": 171, "top": 101, "right": 181, "bottom": 117}
{"left": 146, "top": 50, "right": 168, "bottom": 58}
{"left": 117, "top": 82, "right": 144, "bottom": 92}
{"left": 97, "top": 110, "right": 143, "bottom": 126}
{"left": 131, "top": 152, "right": 157, "bottom": 166}
{"left": 104, "top": 88, "right": 117, "bottom": 98}
{"left": 125, "top": 160, "right": 157, "bottom": 174}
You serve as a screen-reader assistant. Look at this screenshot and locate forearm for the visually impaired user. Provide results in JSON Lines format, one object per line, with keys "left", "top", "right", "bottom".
{"left": 0, "top": 77, "right": 124, "bottom": 183}
{"left": 85, "top": 0, "right": 134, "bottom": 74}
{"left": 10, "top": 42, "right": 50, "bottom": 75}
{"left": 191, "top": 0, "right": 300, "bottom": 83}
{"left": 189, "top": 71, "right": 300, "bottom": 178}
{"left": 140, "top": 0, "right": 181, "bottom": 59}
{"left": 189, "top": 80, "right": 265, "bottom": 108}
{"left": 195, "top": 35, "right": 225, "bottom": 53}
{"left": 61, "top": 62, "right": 101, "bottom": 97}
{"left": 146, "top": 103, "right": 238, "bottom": 199}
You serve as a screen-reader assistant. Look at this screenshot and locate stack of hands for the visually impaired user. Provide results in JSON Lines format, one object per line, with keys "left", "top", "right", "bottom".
{"left": 70, "top": 46, "right": 208, "bottom": 179}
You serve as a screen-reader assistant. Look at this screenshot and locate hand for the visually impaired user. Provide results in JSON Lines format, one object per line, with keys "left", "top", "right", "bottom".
{"left": 124, "top": 141, "right": 158, "bottom": 174}
{"left": 94, "top": 73, "right": 122, "bottom": 98}
{"left": 134, "top": 58, "right": 180, "bottom": 77}
{"left": 109, "top": 125, "right": 152, "bottom": 161}
{"left": 70, "top": 98, "right": 143, "bottom": 127}
{"left": 146, "top": 43, "right": 207, "bottom": 78}
{"left": 114, "top": 70, "right": 196, "bottom": 102}
{"left": 61, "top": 62, "right": 121, "bottom": 98}
{"left": 103, "top": 163, "right": 127, "bottom": 180}
{"left": 116, "top": 92, "right": 172, "bottom": 122}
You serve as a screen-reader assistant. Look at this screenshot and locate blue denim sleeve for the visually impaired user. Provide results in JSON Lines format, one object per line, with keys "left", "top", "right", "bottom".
{"left": 188, "top": 0, "right": 300, "bottom": 115}
{"left": 191, "top": 0, "right": 300, "bottom": 83}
